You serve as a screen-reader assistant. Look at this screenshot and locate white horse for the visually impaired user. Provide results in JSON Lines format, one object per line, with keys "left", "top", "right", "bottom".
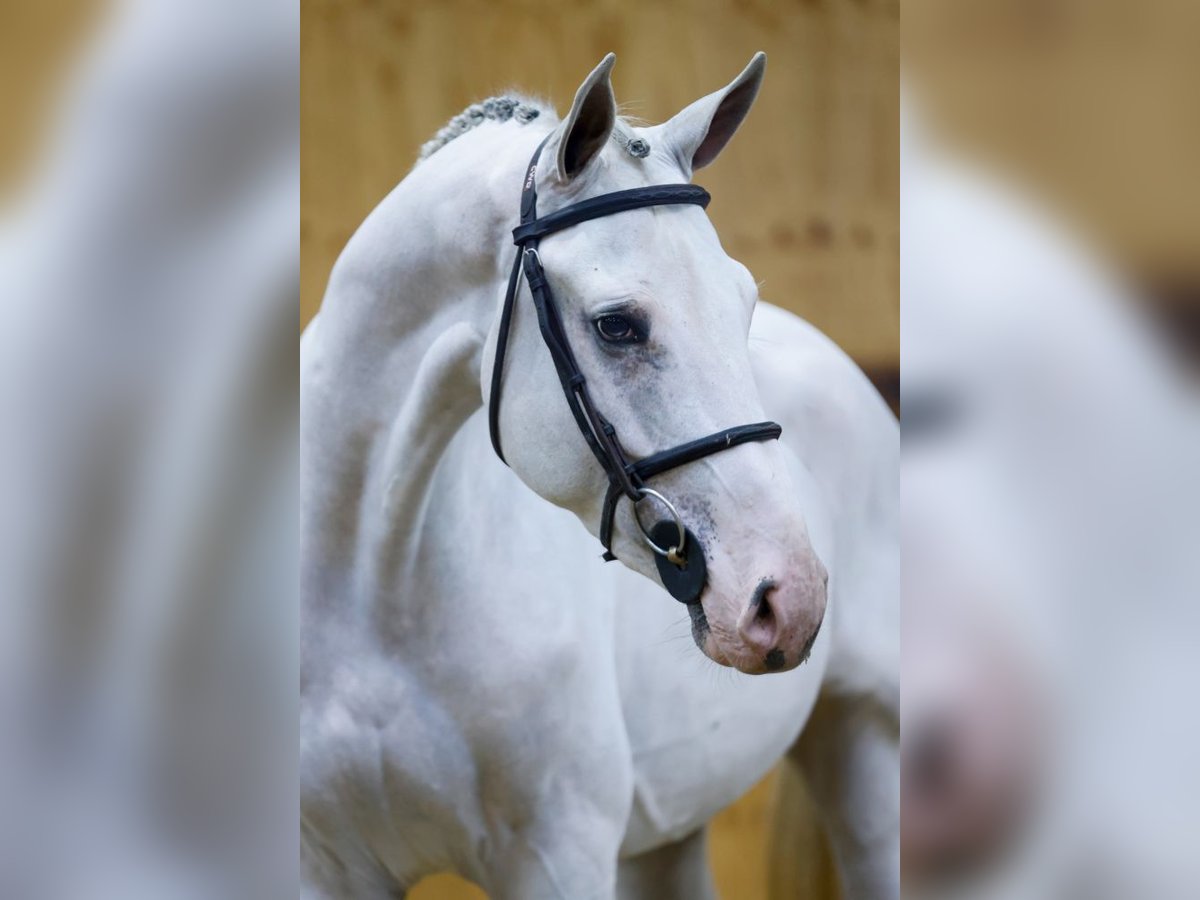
{"left": 301, "top": 53, "right": 898, "bottom": 899}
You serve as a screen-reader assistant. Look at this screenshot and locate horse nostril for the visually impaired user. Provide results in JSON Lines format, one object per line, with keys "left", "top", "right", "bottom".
{"left": 751, "top": 577, "right": 777, "bottom": 617}
{"left": 751, "top": 579, "right": 778, "bottom": 630}
{"left": 739, "top": 578, "right": 780, "bottom": 654}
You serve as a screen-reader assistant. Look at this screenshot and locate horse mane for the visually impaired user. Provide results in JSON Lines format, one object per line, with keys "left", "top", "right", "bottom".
{"left": 418, "top": 94, "right": 556, "bottom": 161}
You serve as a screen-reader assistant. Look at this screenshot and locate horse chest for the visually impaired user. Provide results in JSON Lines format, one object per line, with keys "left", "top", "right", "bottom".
{"left": 609, "top": 562, "right": 832, "bottom": 853}
{"left": 400, "top": 445, "right": 834, "bottom": 858}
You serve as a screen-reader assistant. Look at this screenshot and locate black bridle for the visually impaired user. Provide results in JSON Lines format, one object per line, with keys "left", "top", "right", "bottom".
{"left": 488, "top": 136, "right": 782, "bottom": 604}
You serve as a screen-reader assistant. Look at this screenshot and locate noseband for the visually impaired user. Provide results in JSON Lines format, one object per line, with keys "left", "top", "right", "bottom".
{"left": 488, "top": 136, "right": 782, "bottom": 605}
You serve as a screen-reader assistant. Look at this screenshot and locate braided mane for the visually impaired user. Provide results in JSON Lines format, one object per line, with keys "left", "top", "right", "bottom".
{"left": 418, "top": 95, "right": 553, "bottom": 161}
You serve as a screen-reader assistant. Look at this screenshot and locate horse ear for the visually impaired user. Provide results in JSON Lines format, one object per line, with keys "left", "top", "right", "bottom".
{"left": 552, "top": 53, "right": 617, "bottom": 182}
{"left": 659, "top": 52, "right": 766, "bottom": 175}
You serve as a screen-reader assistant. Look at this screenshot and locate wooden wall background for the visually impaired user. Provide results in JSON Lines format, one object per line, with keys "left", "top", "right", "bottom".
{"left": 0, "top": 0, "right": 101, "bottom": 200}
{"left": 905, "top": 0, "right": 1200, "bottom": 367}
{"left": 302, "top": 0, "right": 895, "bottom": 897}
{"left": 905, "top": 0, "right": 1200, "bottom": 286}
{"left": 301, "top": 0, "right": 900, "bottom": 372}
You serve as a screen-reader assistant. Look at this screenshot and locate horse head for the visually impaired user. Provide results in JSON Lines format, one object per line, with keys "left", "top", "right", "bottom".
{"left": 486, "top": 54, "right": 827, "bottom": 675}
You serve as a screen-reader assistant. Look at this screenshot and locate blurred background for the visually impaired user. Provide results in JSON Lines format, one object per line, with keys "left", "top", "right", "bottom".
{"left": 0, "top": 3, "right": 100, "bottom": 199}
{"left": 905, "top": 0, "right": 1200, "bottom": 370}
{"left": 1, "top": 0, "right": 297, "bottom": 897}
{"left": 302, "top": 0, "right": 897, "bottom": 897}
{"left": 902, "top": 1, "right": 1200, "bottom": 896}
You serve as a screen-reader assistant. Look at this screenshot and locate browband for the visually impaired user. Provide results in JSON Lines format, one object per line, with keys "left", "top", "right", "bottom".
{"left": 511, "top": 184, "right": 711, "bottom": 244}
{"left": 487, "top": 134, "right": 782, "bottom": 598}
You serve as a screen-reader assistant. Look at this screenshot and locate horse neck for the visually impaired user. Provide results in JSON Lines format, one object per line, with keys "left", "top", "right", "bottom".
{"left": 302, "top": 127, "right": 548, "bottom": 612}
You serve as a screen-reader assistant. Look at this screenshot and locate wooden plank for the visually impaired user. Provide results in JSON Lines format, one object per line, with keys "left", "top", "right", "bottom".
{"left": 904, "top": 0, "right": 1200, "bottom": 284}
{"left": 0, "top": 0, "right": 102, "bottom": 198}
{"left": 301, "top": 0, "right": 898, "bottom": 370}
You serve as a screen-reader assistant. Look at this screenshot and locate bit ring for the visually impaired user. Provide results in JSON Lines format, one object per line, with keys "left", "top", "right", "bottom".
{"left": 633, "top": 488, "right": 687, "bottom": 560}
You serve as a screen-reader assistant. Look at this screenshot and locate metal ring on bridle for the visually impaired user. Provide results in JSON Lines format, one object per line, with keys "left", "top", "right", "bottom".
{"left": 632, "top": 488, "right": 687, "bottom": 559}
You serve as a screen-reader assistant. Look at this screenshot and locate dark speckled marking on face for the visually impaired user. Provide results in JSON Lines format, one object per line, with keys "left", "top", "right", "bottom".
{"left": 580, "top": 309, "right": 671, "bottom": 375}
{"left": 550, "top": 278, "right": 725, "bottom": 598}
{"left": 688, "top": 602, "right": 709, "bottom": 649}
{"left": 681, "top": 494, "right": 718, "bottom": 556}
{"left": 797, "top": 618, "right": 822, "bottom": 665}
{"left": 764, "top": 648, "right": 786, "bottom": 671}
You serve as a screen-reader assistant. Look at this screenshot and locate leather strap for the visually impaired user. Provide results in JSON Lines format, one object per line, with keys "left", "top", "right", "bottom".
{"left": 487, "top": 135, "right": 783, "bottom": 568}
{"left": 512, "top": 184, "right": 711, "bottom": 244}
{"left": 490, "top": 139, "right": 709, "bottom": 465}
{"left": 596, "top": 421, "right": 783, "bottom": 559}
{"left": 486, "top": 247, "right": 526, "bottom": 462}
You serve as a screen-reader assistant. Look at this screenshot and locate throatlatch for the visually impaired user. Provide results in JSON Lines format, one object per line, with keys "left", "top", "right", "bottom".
{"left": 488, "top": 135, "right": 782, "bottom": 605}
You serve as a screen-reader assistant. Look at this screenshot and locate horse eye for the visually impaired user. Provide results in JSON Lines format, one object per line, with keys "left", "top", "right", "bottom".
{"left": 594, "top": 313, "right": 639, "bottom": 344}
